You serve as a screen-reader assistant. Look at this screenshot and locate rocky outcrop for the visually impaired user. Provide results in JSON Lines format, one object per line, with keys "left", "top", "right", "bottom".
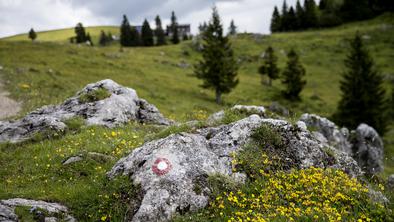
{"left": 300, "top": 114, "right": 384, "bottom": 175}
{"left": 207, "top": 105, "right": 266, "bottom": 125}
{"left": 388, "top": 174, "right": 394, "bottom": 189}
{"left": 0, "top": 198, "right": 75, "bottom": 222}
{"left": 352, "top": 124, "right": 384, "bottom": 175}
{"left": 0, "top": 79, "right": 170, "bottom": 143}
{"left": 108, "top": 114, "right": 362, "bottom": 222}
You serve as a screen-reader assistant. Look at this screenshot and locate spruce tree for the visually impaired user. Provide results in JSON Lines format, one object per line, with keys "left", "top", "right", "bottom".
{"left": 141, "top": 19, "right": 154, "bottom": 46}
{"left": 228, "top": 20, "right": 237, "bottom": 35}
{"left": 28, "top": 28, "right": 37, "bottom": 41}
{"left": 287, "top": 7, "right": 297, "bottom": 31}
{"left": 120, "top": 15, "right": 133, "bottom": 46}
{"left": 281, "top": 49, "right": 306, "bottom": 100}
{"left": 75, "top": 23, "right": 87, "bottom": 43}
{"left": 170, "top": 11, "right": 180, "bottom": 44}
{"left": 295, "top": 0, "right": 305, "bottom": 30}
{"left": 281, "top": 1, "right": 290, "bottom": 31}
{"left": 270, "top": 6, "right": 281, "bottom": 33}
{"left": 194, "top": 7, "right": 239, "bottom": 104}
{"left": 130, "top": 26, "right": 141, "bottom": 46}
{"left": 99, "top": 30, "right": 107, "bottom": 46}
{"left": 333, "top": 33, "right": 387, "bottom": 134}
{"left": 155, "top": 15, "right": 166, "bottom": 46}
{"left": 199, "top": 22, "right": 208, "bottom": 34}
{"left": 319, "top": 0, "right": 328, "bottom": 10}
{"left": 258, "top": 46, "right": 280, "bottom": 86}
{"left": 304, "top": 0, "right": 319, "bottom": 28}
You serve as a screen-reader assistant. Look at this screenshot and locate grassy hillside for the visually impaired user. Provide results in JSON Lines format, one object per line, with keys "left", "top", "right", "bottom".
{"left": 0, "top": 13, "right": 393, "bottom": 221}
{"left": 1, "top": 26, "right": 119, "bottom": 43}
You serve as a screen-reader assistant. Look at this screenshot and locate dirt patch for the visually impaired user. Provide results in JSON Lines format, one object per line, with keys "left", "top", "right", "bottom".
{"left": 0, "top": 81, "right": 21, "bottom": 120}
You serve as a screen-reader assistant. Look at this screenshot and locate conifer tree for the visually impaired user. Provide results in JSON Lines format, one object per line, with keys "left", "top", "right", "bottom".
{"left": 170, "top": 11, "right": 180, "bottom": 44}
{"left": 295, "top": 0, "right": 305, "bottom": 30}
{"left": 28, "top": 28, "right": 37, "bottom": 41}
{"left": 281, "top": 49, "right": 306, "bottom": 100}
{"left": 228, "top": 20, "right": 237, "bottom": 35}
{"left": 281, "top": 1, "right": 290, "bottom": 31}
{"left": 120, "top": 15, "right": 133, "bottom": 46}
{"left": 99, "top": 30, "right": 107, "bottom": 46}
{"left": 304, "top": 0, "right": 319, "bottom": 28}
{"left": 155, "top": 15, "right": 166, "bottom": 45}
{"left": 141, "top": 19, "right": 154, "bottom": 46}
{"left": 258, "top": 46, "right": 280, "bottom": 86}
{"left": 319, "top": 0, "right": 328, "bottom": 10}
{"left": 270, "top": 6, "right": 281, "bottom": 33}
{"left": 195, "top": 7, "right": 239, "bottom": 104}
{"left": 333, "top": 33, "right": 387, "bottom": 134}
{"left": 130, "top": 26, "right": 141, "bottom": 46}
{"left": 75, "top": 23, "right": 87, "bottom": 43}
{"left": 340, "top": 0, "right": 373, "bottom": 22}
{"left": 198, "top": 22, "right": 208, "bottom": 34}
{"left": 287, "top": 7, "right": 297, "bottom": 31}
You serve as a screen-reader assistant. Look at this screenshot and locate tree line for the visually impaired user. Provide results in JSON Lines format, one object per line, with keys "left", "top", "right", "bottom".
{"left": 271, "top": 0, "right": 394, "bottom": 32}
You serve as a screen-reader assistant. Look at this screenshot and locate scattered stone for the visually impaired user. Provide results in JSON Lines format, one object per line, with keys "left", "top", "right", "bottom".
{"left": 62, "top": 155, "right": 83, "bottom": 165}
{"left": 352, "top": 124, "right": 384, "bottom": 175}
{"left": 178, "top": 61, "right": 190, "bottom": 69}
{"left": 0, "top": 79, "right": 170, "bottom": 143}
{"left": 45, "top": 217, "right": 58, "bottom": 222}
{"left": 108, "top": 114, "right": 362, "bottom": 221}
{"left": 159, "top": 51, "right": 165, "bottom": 56}
{"left": 387, "top": 174, "right": 394, "bottom": 189}
{"left": 362, "top": 35, "right": 371, "bottom": 40}
{"left": 0, "top": 65, "right": 3, "bottom": 71}
{"left": 87, "top": 152, "right": 115, "bottom": 162}
{"left": 0, "top": 198, "right": 76, "bottom": 222}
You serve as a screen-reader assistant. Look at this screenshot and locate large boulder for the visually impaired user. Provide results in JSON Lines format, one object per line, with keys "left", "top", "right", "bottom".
{"left": 108, "top": 114, "right": 361, "bottom": 222}
{"left": 299, "top": 114, "right": 384, "bottom": 175}
{"left": 0, "top": 198, "right": 75, "bottom": 222}
{"left": 352, "top": 123, "right": 384, "bottom": 175}
{"left": 0, "top": 79, "right": 170, "bottom": 143}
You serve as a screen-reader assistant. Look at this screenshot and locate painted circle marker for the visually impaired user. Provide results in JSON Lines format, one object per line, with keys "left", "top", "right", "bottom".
{"left": 152, "top": 158, "right": 172, "bottom": 176}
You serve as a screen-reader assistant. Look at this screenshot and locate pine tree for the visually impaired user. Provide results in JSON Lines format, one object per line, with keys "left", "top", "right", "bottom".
{"left": 319, "top": 0, "right": 328, "bottom": 10}
{"left": 170, "top": 11, "right": 180, "bottom": 44}
{"left": 130, "top": 26, "right": 141, "bottom": 46}
{"left": 304, "top": 0, "right": 319, "bottom": 28}
{"left": 228, "top": 20, "right": 237, "bottom": 35}
{"left": 281, "top": 1, "right": 290, "bottom": 31}
{"left": 74, "top": 23, "right": 87, "bottom": 43}
{"left": 141, "top": 19, "right": 154, "bottom": 46}
{"left": 287, "top": 7, "right": 297, "bottom": 31}
{"left": 194, "top": 7, "right": 239, "bottom": 104}
{"left": 281, "top": 49, "right": 306, "bottom": 100}
{"left": 99, "top": 30, "right": 107, "bottom": 46}
{"left": 28, "top": 28, "right": 37, "bottom": 41}
{"left": 258, "top": 46, "right": 280, "bottom": 86}
{"left": 155, "top": 15, "right": 166, "bottom": 46}
{"left": 270, "top": 6, "right": 281, "bottom": 33}
{"left": 295, "top": 0, "right": 305, "bottom": 29}
{"left": 340, "top": 0, "right": 373, "bottom": 22}
{"left": 333, "top": 33, "right": 387, "bottom": 134}
{"left": 120, "top": 15, "right": 133, "bottom": 46}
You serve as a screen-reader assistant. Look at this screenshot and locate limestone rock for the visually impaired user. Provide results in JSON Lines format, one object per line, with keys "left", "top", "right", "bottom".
{"left": 0, "top": 198, "right": 75, "bottom": 222}
{"left": 0, "top": 79, "right": 170, "bottom": 143}
{"left": 206, "top": 105, "right": 266, "bottom": 125}
{"left": 352, "top": 123, "right": 384, "bottom": 174}
{"left": 62, "top": 155, "right": 83, "bottom": 165}
{"left": 387, "top": 174, "right": 394, "bottom": 189}
{"left": 108, "top": 115, "right": 362, "bottom": 221}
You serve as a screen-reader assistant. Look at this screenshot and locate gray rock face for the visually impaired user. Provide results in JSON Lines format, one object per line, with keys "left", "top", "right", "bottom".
{"left": 0, "top": 79, "right": 170, "bottom": 143}
{"left": 108, "top": 114, "right": 362, "bottom": 222}
{"left": 0, "top": 198, "right": 75, "bottom": 222}
{"left": 353, "top": 124, "right": 384, "bottom": 174}
{"left": 300, "top": 114, "right": 352, "bottom": 154}
{"left": 299, "top": 114, "right": 385, "bottom": 175}
{"left": 207, "top": 105, "right": 266, "bottom": 125}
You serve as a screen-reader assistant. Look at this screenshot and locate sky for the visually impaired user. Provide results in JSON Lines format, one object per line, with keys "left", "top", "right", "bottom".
{"left": 0, "top": 0, "right": 301, "bottom": 38}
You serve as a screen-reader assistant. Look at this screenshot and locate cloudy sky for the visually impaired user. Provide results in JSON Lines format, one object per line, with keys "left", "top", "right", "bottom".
{"left": 0, "top": 0, "right": 301, "bottom": 38}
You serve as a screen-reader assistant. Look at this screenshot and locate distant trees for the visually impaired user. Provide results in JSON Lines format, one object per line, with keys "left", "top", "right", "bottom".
{"left": 141, "top": 19, "right": 154, "bottom": 46}
{"left": 155, "top": 15, "right": 166, "bottom": 46}
{"left": 258, "top": 46, "right": 280, "bottom": 86}
{"left": 333, "top": 33, "right": 387, "bottom": 135}
{"left": 28, "top": 28, "right": 37, "bottom": 41}
{"left": 99, "top": 30, "right": 113, "bottom": 46}
{"left": 195, "top": 7, "right": 239, "bottom": 104}
{"left": 75, "top": 23, "right": 87, "bottom": 43}
{"left": 281, "top": 49, "right": 306, "bottom": 100}
{"left": 170, "top": 11, "right": 180, "bottom": 44}
{"left": 228, "top": 20, "right": 237, "bottom": 35}
{"left": 120, "top": 15, "right": 134, "bottom": 46}
{"left": 271, "top": 0, "right": 392, "bottom": 32}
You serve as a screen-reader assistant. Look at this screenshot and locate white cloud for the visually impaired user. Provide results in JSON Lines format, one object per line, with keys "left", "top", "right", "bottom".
{"left": 0, "top": 0, "right": 302, "bottom": 37}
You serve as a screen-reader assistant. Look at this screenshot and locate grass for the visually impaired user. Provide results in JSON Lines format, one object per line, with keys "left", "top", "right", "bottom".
{"left": 78, "top": 87, "right": 111, "bottom": 103}
{"left": 0, "top": 13, "right": 393, "bottom": 221}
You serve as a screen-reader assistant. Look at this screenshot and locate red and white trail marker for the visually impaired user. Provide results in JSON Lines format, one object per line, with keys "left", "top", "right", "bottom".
{"left": 152, "top": 158, "right": 172, "bottom": 176}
